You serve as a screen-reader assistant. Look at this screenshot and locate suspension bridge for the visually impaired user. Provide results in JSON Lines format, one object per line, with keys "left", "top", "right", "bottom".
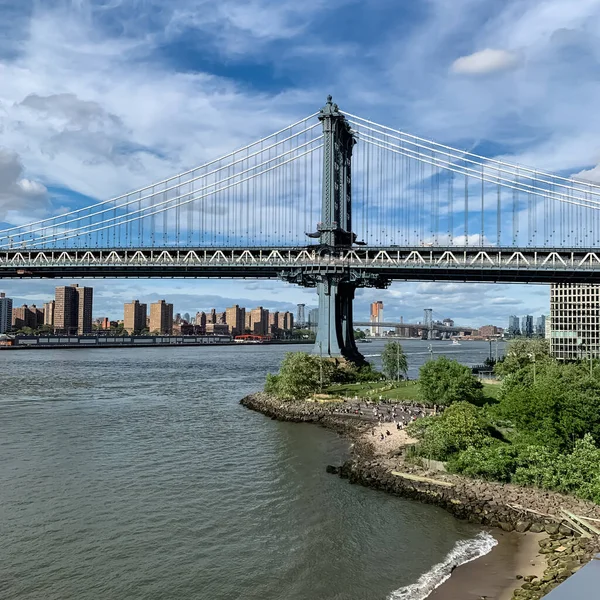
{"left": 2, "top": 96, "right": 600, "bottom": 361}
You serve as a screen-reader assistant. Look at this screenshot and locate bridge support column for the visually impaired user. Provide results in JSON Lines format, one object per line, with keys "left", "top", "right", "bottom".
{"left": 314, "top": 277, "right": 364, "bottom": 364}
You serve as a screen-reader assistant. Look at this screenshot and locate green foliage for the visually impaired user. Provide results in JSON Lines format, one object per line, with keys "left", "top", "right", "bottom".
{"left": 418, "top": 356, "right": 484, "bottom": 406}
{"left": 407, "top": 402, "right": 496, "bottom": 461}
{"left": 264, "top": 352, "right": 337, "bottom": 400}
{"left": 495, "top": 338, "right": 550, "bottom": 377}
{"left": 354, "top": 329, "right": 367, "bottom": 340}
{"left": 447, "top": 444, "right": 518, "bottom": 482}
{"left": 381, "top": 341, "right": 408, "bottom": 381}
{"left": 349, "top": 363, "right": 384, "bottom": 383}
{"left": 497, "top": 360, "right": 600, "bottom": 450}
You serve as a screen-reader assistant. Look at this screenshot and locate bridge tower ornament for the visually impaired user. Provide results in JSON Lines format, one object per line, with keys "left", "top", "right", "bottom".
{"left": 302, "top": 96, "right": 389, "bottom": 363}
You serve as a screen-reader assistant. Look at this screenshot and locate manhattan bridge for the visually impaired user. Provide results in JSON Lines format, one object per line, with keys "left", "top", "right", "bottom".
{"left": 2, "top": 96, "right": 600, "bottom": 362}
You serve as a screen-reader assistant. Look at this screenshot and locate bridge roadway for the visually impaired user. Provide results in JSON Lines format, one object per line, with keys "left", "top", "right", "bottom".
{"left": 353, "top": 322, "right": 476, "bottom": 334}
{"left": 2, "top": 245, "right": 600, "bottom": 283}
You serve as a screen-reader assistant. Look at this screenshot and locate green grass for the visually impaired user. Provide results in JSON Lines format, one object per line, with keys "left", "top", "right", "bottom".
{"left": 324, "top": 380, "right": 501, "bottom": 404}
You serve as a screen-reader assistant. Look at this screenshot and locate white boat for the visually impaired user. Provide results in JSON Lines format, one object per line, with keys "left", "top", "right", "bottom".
{"left": 451, "top": 339, "right": 461, "bottom": 346}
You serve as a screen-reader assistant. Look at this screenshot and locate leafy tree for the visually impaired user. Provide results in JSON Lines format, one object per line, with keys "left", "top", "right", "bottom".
{"left": 448, "top": 444, "right": 518, "bottom": 482}
{"left": 354, "top": 329, "right": 366, "bottom": 340}
{"left": 264, "top": 352, "right": 335, "bottom": 400}
{"left": 381, "top": 341, "right": 408, "bottom": 380}
{"left": 495, "top": 338, "right": 550, "bottom": 378}
{"left": 418, "top": 356, "right": 484, "bottom": 406}
{"left": 407, "top": 402, "right": 495, "bottom": 461}
{"left": 497, "top": 361, "right": 600, "bottom": 450}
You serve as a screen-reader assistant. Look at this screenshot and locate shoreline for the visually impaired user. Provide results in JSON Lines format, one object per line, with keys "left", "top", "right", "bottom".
{"left": 241, "top": 392, "right": 600, "bottom": 599}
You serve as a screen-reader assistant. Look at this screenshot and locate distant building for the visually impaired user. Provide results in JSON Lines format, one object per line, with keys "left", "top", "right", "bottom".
{"left": 308, "top": 308, "right": 319, "bottom": 331}
{"left": 282, "top": 311, "right": 294, "bottom": 332}
{"left": 205, "top": 323, "right": 229, "bottom": 335}
{"left": 149, "top": 300, "right": 173, "bottom": 334}
{"left": 208, "top": 309, "right": 217, "bottom": 324}
{"left": 550, "top": 283, "right": 600, "bottom": 360}
{"left": 43, "top": 301, "right": 55, "bottom": 327}
{"left": 536, "top": 315, "right": 546, "bottom": 337}
{"left": 247, "top": 307, "right": 269, "bottom": 335}
{"left": 508, "top": 315, "right": 520, "bottom": 336}
{"left": 479, "top": 325, "right": 500, "bottom": 337}
{"left": 268, "top": 311, "right": 280, "bottom": 336}
{"left": 100, "top": 317, "right": 111, "bottom": 330}
{"left": 0, "top": 292, "right": 13, "bottom": 334}
{"left": 54, "top": 284, "right": 93, "bottom": 334}
{"left": 370, "top": 301, "right": 383, "bottom": 337}
{"left": 545, "top": 316, "right": 551, "bottom": 339}
{"left": 442, "top": 318, "right": 454, "bottom": 328}
{"left": 226, "top": 305, "right": 246, "bottom": 336}
{"left": 183, "top": 312, "right": 190, "bottom": 323}
{"left": 196, "top": 312, "right": 207, "bottom": 332}
{"left": 521, "top": 315, "right": 534, "bottom": 338}
{"left": 296, "top": 304, "right": 306, "bottom": 327}
{"left": 124, "top": 300, "right": 148, "bottom": 334}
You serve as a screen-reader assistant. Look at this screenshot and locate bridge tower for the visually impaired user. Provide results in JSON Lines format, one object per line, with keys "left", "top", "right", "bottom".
{"left": 300, "top": 96, "right": 389, "bottom": 363}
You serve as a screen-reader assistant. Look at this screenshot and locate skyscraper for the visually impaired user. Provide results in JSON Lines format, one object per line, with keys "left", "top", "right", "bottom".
{"left": 124, "top": 300, "right": 148, "bottom": 334}
{"left": 149, "top": 300, "right": 173, "bottom": 334}
{"left": 226, "top": 305, "right": 246, "bottom": 336}
{"left": 54, "top": 284, "right": 93, "bottom": 335}
{"left": 536, "top": 315, "right": 546, "bottom": 336}
{"left": 521, "top": 315, "right": 534, "bottom": 338}
{"left": 508, "top": 315, "right": 520, "bottom": 336}
{"left": 308, "top": 308, "right": 319, "bottom": 331}
{"left": 296, "top": 304, "right": 306, "bottom": 327}
{"left": 248, "top": 307, "right": 269, "bottom": 335}
{"left": 370, "top": 301, "right": 384, "bottom": 337}
{"left": 0, "top": 292, "right": 13, "bottom": 334}
{"left": 44, "top": 301, "right": 55, "bottom": 327}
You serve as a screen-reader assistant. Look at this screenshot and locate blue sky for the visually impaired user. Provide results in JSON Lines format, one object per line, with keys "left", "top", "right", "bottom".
{"left": 2, "top": 0, "right": 600, "bottom": 324}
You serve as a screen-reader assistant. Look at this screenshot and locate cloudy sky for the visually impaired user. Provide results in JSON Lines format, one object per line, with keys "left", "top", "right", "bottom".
{"left": 1, "top": 0, "right": 599, "bottom": 324}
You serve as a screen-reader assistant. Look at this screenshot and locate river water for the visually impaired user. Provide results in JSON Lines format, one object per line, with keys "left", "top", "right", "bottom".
{"left": 0, "top": 340, "right": 503, "bottom": 600}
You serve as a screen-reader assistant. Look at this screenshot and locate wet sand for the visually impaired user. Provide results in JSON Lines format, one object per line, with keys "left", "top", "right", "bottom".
{"left": 429, "top": 531, "right": 546, "bottom": 600}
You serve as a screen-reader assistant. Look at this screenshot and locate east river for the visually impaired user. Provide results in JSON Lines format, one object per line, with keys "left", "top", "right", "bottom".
{"left": 0, "top": 340, "right": 504, "bottom": 600}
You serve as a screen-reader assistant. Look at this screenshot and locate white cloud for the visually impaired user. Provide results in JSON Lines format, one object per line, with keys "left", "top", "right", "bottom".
{"left": 0, "top": 149, "right": 49, "bottom": 222}
{"left": 451, "top": 48, "right": 520, "bottom": 75}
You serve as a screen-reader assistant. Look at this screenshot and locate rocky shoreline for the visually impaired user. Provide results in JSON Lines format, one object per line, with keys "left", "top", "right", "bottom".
{"left": 241, "top": 392, "right": 600, "bottom": 599}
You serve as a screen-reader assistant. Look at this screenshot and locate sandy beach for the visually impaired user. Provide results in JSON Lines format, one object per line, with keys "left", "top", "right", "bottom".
{"left": 429, "top": 531, "right": 546, "bottom": 600}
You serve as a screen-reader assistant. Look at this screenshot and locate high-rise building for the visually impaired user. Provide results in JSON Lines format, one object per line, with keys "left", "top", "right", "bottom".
{"left": 550, "top": 284, "right": 600, "bottom": 360}
{"left": 296, "top": 304, "right": 306, "bottom": 327}
{"left": 43, "top": 301, "right": 55, "bottom": 327}
{"left": 308, "top": 308, "right": 319, "bottom": 331}
{"left": 149, "top": 300, "right": 173, "bottom": 334}
{"left": 183, "top": 312, "right": 190, "bottom": 323}
{"left": 208, "top": 309, "right": 217, "bottom": 324}
{"left": 0, "top": 292, "right": 12, "bottom": 334}
{"left": 268, "top": 311, "right": 280, "bottom": 335}
{"left": 521, "top": 315, "right": 534, "bottom": 338}
{"left": 226, "top": 305, "right": 246, "bottom": 336}
{"left": 54, "top": 284, "right": 93, "bottom": 335}
{"left": 12, "top": 305, "right": 44, "bottom": 329}
{"left": 196, "top": 312, "right": 207, "bottom": 332}
{"left": 370, "top": 301, "right": 384, "bottom": 337}
{"left": 282, "top": 311, "right": 294, "bottom": 332}
{"left": 248, "top": 307, "right": 269, "bottom": 335}
{"left": 124, "top": 300, "right": 148, "bottom": 334}
{"left": 508, "top": 315, "right": 521, "bottom": 336}
{"left": 536, "top": 315, "right": 546, "bottom": 336}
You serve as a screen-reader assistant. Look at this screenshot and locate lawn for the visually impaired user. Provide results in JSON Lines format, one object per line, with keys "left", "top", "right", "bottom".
{"left": 324, "top": 379, "right": 501, "bottom": 404}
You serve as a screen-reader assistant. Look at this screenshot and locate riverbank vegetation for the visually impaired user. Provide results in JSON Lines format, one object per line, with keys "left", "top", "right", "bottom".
{"left": 407, "top": 339, "right": 600, "bottom": 504}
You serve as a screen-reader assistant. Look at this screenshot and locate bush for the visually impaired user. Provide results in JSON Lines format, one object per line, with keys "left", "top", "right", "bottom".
{"left": 407, "top": 402, "right": 495, "bottom": 461}
{"left": 447, "top": 444, "right": 518, "bottom": 482}
{"left": 264, "top": 352, "right": 332, "bottom": 400}
{"left": 419, "top": 356, "right": 484, "bottom": 406}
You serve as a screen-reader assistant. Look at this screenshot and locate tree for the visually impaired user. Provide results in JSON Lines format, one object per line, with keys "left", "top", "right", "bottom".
{"left": 419, "top": 356, "right": 484, "bottom": 406}
{"left": 354, "top": 329, "right": 366, "bottom": 340}
{"left": 495, "top": 338, "right": 550, "bottom": 378}
{"left": 264, "top": 352, "right": 335, "bottom": 400}
{"left": 407, "top": 402, "right": 495, "bottom": 461}
{"left": 381, "top": 341, "right": 408, "bottom": 380}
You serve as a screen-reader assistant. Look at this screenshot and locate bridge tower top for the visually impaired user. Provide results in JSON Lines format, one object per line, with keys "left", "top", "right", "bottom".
{"left": 312, "top": 96, "right": 357, "bottom": 248}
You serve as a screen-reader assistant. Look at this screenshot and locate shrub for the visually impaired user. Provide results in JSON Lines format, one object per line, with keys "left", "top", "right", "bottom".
{"left": 419, "top": 357, "right": 484, "bottom": 406}
{"left": 381, "top": 341, "right": 408, "bottom": 380}
{"left": 447, "top": 444, "right": 518, "bottom": 482}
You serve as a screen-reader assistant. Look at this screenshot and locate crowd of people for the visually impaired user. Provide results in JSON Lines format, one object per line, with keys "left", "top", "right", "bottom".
{"left": 331, "top": 398, "right": 436, "bottom": 428}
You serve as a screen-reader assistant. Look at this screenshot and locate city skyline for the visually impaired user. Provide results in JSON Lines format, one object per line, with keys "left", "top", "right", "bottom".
{"left": 0, "top": 280, "right": 549, "bottom": 330}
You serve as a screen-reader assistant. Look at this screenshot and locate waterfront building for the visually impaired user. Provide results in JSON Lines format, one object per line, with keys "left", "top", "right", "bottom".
{"left": 536, "top": 315, "right": 546, "bottom": 337}
{"left": 205, "top": 323, "right": 229, "bottom": 335}
{"left": 268, "top": 311, "right": 280, "bottom": 336}
{"left": 479, "top": 325, "right": 500, "bottom": 337}
{"left": 296, "top": 303, "right": 306, "bottom": 327}
{"left": 308, "top": 308, "right": 319, "bottom": 331}
{"left": 282, "top": 311, "right": 294, "bottom": 332}
{"left": 521, "top": 315, "right": 534, "bottom": 338}
{"left": 54, "top": 284, "right": 93, "bottom": 334}
{"left": 100, "top": 317, "right": 110, "bottom": 330}
{"left": 124, "top": 300, "right": 148, "bottom": 334}
{"left": 218, "top": 311, "right": 227, "bottom": 324}
{"left": 247, "top": 307, "right": 269, "bottom": 335}
{"left": 149, "top": 300, "right": 173, "bottom": 334}
{"left": 43, "top": 301, "right": 55, "bottom": 327}
{"left": 0, "top": 292, "right": 12, "bottom": 334}
{"left": 208, "top": 309, "right": 217, "bottom": 324}
{"left": 370, "top": 301, "right": 383, "bottom": 337}
{"left": 226, "top": 305, "right": 246, "bottom": 336}
{"left": 550, "top": 283, "right": 600, "bottom": 360}
{"left": 508, "top": 315, "right": 520, "bottom": 336}
{"left": 196, "top": 312, "right": 207, "bottom": 332}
